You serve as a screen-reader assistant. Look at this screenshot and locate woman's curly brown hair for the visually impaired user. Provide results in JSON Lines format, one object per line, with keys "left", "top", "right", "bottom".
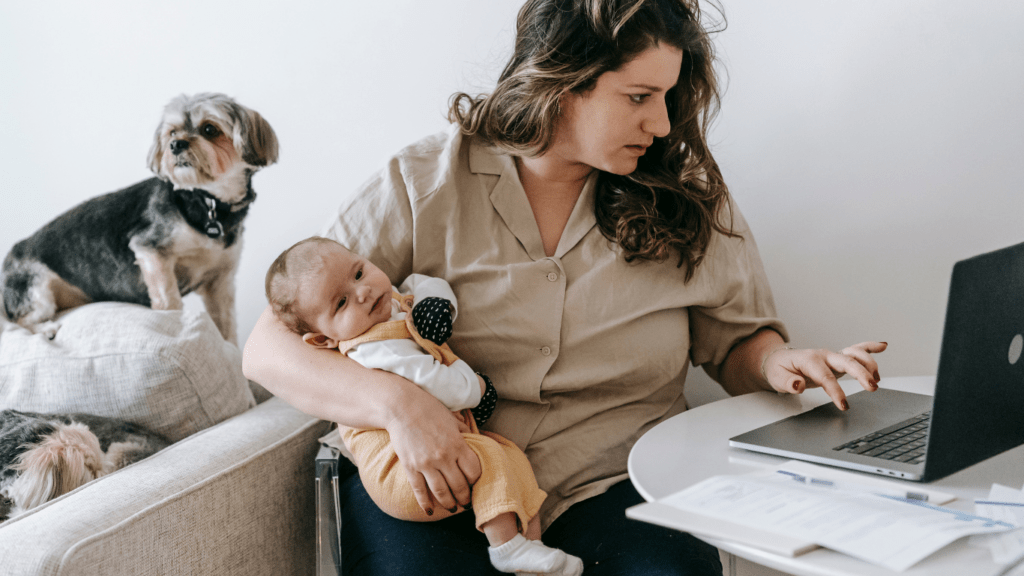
{"left": 449, "top": 0, "right": 734, "bottom": 280}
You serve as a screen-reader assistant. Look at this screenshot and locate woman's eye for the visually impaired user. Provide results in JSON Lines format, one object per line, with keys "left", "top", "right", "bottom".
{"left": 355, "top": 269, "right": 363, "bottom": 280}
{"left": 629, "top": 94, "right": 649, "bottom": 104}
{"left": 201, "top": 123, "right": 221, "bottom": 138}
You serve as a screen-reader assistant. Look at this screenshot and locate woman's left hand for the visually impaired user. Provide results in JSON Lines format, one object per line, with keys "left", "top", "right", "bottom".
{"left": 761, "top": 341, "right": 888, "bottom": 411}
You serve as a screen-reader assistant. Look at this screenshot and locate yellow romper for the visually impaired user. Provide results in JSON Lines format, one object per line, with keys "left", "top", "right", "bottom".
{"left": 334, "top": 292, "right": 547, "bottom": 532}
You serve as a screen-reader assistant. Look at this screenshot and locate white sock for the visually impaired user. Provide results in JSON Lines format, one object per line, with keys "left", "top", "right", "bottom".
{"left": 487, "top": 534, "right": 584, "bottom": 576}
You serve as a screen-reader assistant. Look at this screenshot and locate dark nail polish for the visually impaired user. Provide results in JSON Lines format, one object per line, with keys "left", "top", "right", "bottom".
{"left": 426, "top": 509, "right": 433, "bottom": 516}
{"left": 792, "top": 381, "right": 800, "bottom": 392}
{"left": 841, "top": 400, "right": 850, "bottom": 411}
{"left": 448, "top": 507, "right": 458, "bottom": 513}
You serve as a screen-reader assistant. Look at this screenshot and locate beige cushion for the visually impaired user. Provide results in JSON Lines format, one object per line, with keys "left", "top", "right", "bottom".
{"left": 0, "top": 302, "right": 255, "bottom": 442}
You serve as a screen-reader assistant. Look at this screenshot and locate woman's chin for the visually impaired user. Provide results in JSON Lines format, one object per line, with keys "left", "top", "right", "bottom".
{"left": 601, "top": 159, "right": 640, "bottom": 176}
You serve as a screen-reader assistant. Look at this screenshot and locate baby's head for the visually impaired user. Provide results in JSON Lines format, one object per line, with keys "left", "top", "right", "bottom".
{"left": 265, "top": 237, "right": 394, "bottom": 348}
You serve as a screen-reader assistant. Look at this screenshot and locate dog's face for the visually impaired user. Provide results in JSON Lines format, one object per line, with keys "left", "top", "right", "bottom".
{"left": 147, "top": 93, "right": 279, "bottom": 203}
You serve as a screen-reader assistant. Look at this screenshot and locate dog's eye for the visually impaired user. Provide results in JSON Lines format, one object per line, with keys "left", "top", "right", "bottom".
{"left": 201, "top": 123, "right": 221, "bottom": 138}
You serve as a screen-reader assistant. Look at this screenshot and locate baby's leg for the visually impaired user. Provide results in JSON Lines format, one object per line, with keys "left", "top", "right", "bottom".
{"left": 466, "top": 433, "right": 582, "bottom": 576}
{"left": 525, "top": 514, "right": 542, "bottom": 540}
{"left": 486, "top": 519, "right": 583, "bottom": 576}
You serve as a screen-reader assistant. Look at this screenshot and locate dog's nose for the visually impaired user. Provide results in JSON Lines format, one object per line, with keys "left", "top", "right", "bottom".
{"left": 170, "top": 139, "right": 190, "bottom": 155}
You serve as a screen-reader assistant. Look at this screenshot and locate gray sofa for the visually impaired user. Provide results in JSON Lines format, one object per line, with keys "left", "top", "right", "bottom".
{"left": 0, "top": 397, "right": 329, "bottom": 575}
{"left": 0, "top": 303, "right": 331, "bottom": 575}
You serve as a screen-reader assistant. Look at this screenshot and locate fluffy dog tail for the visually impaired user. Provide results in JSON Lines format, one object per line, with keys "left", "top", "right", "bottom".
{"left": 9, "top": 422, "right": 107, "bottom": 516}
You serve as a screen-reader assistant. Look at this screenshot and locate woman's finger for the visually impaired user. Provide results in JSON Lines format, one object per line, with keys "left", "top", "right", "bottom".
{"left": 840, "top": 347, "right": 881, "bottom": 384}
{"left": 440, "top": 458, "right": 474, "bottom": 508}
{"left": 799, "top": 355, "right": 850, "bottom": 410}
{"left": 421, "top": 468, "right": 459, "bottom": 512}
{"left": 843, "top": 341, "right": 888, "bottom": 381}
{"left": 407, "top": 470, "right": 438, "bottom": 516}
{"left": 831, "top": 350, "right": 878, "bottom": 392}
{"left": 458, "top": 450, "right": 482, "bottom": 486}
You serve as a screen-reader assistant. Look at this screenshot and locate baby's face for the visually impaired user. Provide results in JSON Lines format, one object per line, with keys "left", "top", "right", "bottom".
{"left": 295, "top": 243, "right": 394, "bottom": 343}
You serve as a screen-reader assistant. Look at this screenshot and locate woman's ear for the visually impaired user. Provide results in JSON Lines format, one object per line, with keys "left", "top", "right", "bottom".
{"left": 302, "top": 332, "right": 338, "bottom": 349}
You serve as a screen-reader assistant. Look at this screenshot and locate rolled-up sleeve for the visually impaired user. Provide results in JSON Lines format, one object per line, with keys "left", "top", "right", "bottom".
{"left": 687, "top": 200, "right": 788, "bottom": 389}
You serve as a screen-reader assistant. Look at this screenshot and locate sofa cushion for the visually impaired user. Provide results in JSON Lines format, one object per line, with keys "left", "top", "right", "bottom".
{"left": 0, "top": 302, "right": 256, "bottom": 443}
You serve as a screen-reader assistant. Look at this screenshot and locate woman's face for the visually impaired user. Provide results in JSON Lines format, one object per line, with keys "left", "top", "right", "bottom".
{"left": 552, "top": 43, "right": 684, "bottom": 176}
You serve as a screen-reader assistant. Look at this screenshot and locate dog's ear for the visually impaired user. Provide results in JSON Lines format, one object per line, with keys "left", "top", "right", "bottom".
{"left": 147, "top": 122, "right": 167, "bottom": 179}
{"left": 234, "top": 106, "right": 279, "bottom": 168}
{"left": 9, "top": 423, "right": 105, "bottom": 515}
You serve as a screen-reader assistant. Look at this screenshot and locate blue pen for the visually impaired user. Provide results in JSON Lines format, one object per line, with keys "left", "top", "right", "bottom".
{"left": 776, "top": 470, "right": 931, "bottom": 502}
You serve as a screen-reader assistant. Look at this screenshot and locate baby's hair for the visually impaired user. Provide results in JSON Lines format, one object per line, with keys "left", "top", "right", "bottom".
{"left": 265, "top": 236, "right": 348, "bottom": 335}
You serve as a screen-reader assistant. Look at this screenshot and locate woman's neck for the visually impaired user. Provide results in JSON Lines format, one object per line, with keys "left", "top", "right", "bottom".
{"left": 515, "top": 151, "right": 593, "bottom": 191}
{"left": 515, "top": 155, "right": 594, "bottom": 257}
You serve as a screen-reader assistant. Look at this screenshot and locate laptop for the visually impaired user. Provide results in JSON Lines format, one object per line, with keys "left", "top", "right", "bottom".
{"left": 729, "top": 241, "right": 1024, "bottom": 482}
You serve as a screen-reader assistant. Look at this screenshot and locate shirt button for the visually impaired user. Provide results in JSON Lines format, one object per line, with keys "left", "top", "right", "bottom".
{"left": 541, "top": 346, "right": 551, "bottom": 356}
{"left": 547, "top": 272, "right": 558, "bottom": 282}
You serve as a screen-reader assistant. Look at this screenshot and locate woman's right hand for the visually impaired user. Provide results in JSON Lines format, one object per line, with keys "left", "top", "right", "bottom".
{"left": 244, "top": 305, "right": 481, "bottom": 514}
{"left": 385, "top": 390, "right": 482, "bottom": 515}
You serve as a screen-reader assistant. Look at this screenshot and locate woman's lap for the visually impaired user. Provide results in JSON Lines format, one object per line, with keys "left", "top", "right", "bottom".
{"left": 542, "top": 480, "right": 723, "bottom": 576}
{"left": 338, "top": 464, "right": 722, "bottom": 576}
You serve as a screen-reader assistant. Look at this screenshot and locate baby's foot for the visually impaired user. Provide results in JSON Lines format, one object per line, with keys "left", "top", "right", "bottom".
{"left": 488, "top": 534, "right": 584, "bottom": 576}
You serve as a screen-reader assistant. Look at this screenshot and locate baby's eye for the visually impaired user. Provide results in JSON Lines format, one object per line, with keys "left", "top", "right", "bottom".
{"left": 629, "top": 94, "right": 649, "bottom": 104}
{"left": 355, "top": 268, "right": 363, "bottom": 280}
{"left": 337, "top": 296, "right": 347, "bottom": 310}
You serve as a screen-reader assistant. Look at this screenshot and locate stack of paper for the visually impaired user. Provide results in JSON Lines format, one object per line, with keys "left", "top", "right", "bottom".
{"left": 627, "top": 461, "right": 1018, "bottom": 572}
{"left": 971, "top": 484, "right": 1024, "bottom": 564}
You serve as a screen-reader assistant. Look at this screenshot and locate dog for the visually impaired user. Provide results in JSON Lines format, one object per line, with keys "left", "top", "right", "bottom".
{"left": 0, "top": 409, "right": 171, "bottom": 521}
{"left": 1, "top": 93, "right": 278, "bottom": 344}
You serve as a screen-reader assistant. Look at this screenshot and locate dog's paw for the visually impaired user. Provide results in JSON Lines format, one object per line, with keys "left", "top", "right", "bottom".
{"left": 36, "top": 321, "right": 61, "bottom": 340}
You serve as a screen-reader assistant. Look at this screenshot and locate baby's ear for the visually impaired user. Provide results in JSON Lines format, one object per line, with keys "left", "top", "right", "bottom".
{"left": 302, "top": 333, "right": 338, "bottom": 349}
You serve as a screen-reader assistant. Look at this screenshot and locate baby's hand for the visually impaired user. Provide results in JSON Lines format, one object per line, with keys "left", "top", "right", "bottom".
{"left": 412, "top": 297, "right": 453, "bottom": 345}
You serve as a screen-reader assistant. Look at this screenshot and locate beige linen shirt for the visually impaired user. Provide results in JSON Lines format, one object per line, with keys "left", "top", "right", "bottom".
{"left": 323, "top": 126, "right": 787, "bottom": 529}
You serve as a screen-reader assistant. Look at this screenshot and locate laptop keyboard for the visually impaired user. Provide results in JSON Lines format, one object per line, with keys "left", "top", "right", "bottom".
{"left": 833, "top": 411, "right": 930, "bottom": 464}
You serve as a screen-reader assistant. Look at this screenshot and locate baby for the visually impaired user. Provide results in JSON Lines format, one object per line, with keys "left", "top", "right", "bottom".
{"left": 265, "top": 236, "right": 583, "bottom": 576}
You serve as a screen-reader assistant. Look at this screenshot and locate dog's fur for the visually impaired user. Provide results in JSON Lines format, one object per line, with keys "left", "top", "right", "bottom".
{"left": 0, "top": 409, "right": 171, "bottom": 521}
{"left": 0, "top": 93, "right": 278, "bottom": 344}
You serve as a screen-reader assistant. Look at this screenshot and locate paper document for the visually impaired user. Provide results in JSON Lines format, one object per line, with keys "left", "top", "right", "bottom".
{"left": 970, "top": 483, "right": 1024, "bottom": 563}
{"left": 655, "top": 462, "right": 1016, "bottom": 571}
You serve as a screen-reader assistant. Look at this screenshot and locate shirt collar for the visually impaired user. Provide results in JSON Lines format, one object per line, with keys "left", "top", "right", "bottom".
{"left": 474, "top": 137, "right": 599, "bottom": 260}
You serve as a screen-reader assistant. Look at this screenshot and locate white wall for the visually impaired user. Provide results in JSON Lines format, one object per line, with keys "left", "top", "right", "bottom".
{"left": 2, "top": 1, "right": 1021, "bottom": 404}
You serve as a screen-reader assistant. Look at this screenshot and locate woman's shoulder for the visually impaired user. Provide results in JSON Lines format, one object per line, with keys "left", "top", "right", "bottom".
{"left": 388, "top": 126, "right": 505, "bottom": 200}
{"left": 385, "top": 125, "right": 465, "bottom": 200}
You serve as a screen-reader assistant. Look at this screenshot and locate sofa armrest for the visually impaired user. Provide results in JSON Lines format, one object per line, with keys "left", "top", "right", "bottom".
{"left": 0, "top": 397, "right": 330, "bottom": 576}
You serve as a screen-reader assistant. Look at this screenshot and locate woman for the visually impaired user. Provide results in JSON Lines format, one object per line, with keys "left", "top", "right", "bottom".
{"left": 244, "top": 1, "right": 885, "bottom": 574}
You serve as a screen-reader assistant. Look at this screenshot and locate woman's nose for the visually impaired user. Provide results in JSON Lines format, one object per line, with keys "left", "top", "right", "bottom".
{"left": 643, "top": 98, "right": 671, "bottom": 138}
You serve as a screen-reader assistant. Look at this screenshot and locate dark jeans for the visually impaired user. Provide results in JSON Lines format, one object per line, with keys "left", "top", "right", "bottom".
{"left": 338, "top": 460, "right": 722, "bottom": 576}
